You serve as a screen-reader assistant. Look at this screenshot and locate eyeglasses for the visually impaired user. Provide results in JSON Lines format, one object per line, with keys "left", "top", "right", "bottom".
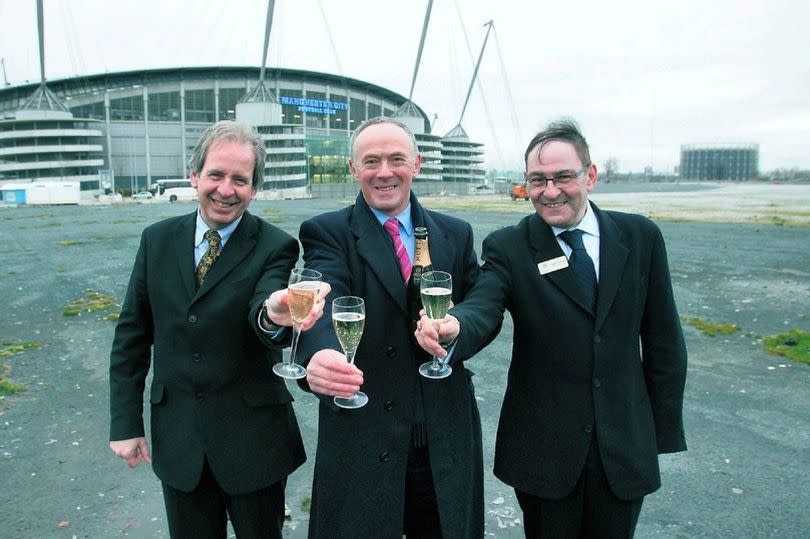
{"left": 525, "top": 164, "right": 590, "bottom": 190}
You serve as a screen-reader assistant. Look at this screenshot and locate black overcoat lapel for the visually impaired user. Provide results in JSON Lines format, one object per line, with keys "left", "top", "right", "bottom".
{"left": 195, "top": 212, "right": 259, "bottom": 300}
{"left": 592, "top": 204, "right": 629, "bottom": 332}
{"left": 412, "top": 199, "right": 453, "bottom": 274}
{"left": 350, "top": 195, "right": 408, "bottom": 315}
{"left": 527, "top": 213, "right": 594, "bottom": 314}
{"left": 173, "top": 212, "right": 197, "bottom": 300}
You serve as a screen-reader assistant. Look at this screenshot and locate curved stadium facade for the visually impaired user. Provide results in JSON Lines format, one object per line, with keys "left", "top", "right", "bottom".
{"left": 0, "top": 67, "right": 485, "bottom": 197}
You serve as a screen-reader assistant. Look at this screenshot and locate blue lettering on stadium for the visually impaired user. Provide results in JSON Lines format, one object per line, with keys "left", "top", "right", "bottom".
{"left": 280, "top": 96, "right": 348, "bottom": 115}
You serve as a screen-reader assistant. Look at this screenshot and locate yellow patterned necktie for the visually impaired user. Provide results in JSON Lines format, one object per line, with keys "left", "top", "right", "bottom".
{"left": 196, "top": 229, "right": 221, "bottom": 286}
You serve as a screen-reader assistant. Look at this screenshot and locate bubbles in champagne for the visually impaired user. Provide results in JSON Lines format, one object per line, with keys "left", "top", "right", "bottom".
{"left": 288, "top": 282, "right": 319, "bottom": 323}
{"left": 333, "top": 312, "right": 365, "bottom": 356}
{"left": 421, "top": 287, "right": 451, "bottom": 320}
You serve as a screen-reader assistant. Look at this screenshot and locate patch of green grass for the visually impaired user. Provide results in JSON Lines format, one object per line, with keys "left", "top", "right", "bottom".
{"left": 683, "top": 317, "right": 740, "bottom": 337}
{"left": 56, "top": 267, "right": 66, "bottom": 273}
{"left": 0, "top": 339, "right": 41, "bottom": 358}
{"left": 263, "top": 207, "right": 283, "bottom": 215}
{"left": 0, "top": 340, "right": 39, "bottom": 395}
{"left": 37, "top": 222, "right": 60, "bottom": 228}
{"left": 109, "top": 219, "right": 143, "bottom": 225}
{"left": 105, "top": 311, "right": 121, "bottom": 321}
{"left": 0, "top": 374, "right": 25, "bottom": 397}
{"left": 91, "top": 236, "right": 108, "bottom": 241}
{"left": 62, "top": 290, "right": 120, "bottom": 318}
{"left": 299, "top": 496, "right": 311, "bottom": 512}
{"left": 763, "top": 329, "right": 810, "bottom": 365}
{"left": 0, "top": 377, "right": 26, "bottom": 395}
{"left": 56, "top": 240, "right": 83, "bottom": 247}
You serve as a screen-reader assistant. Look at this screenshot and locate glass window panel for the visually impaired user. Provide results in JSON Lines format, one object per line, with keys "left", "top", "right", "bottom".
{"left": 148, "top": 91, "right": 180, "bottom": 121}
{"left": 185, "top": 89, "right": 214, "bottom": 123}
{"left": 109, "top": 95, "right": 144, "bottom": 121}
{"left": 279, "top": 89, "right": 304, "bottom": 125}
{"left": 218, "top": 88, "right": 244, "bottom": 121}
{"left": 328, "top": 94, "right": 348, "bottom": 131}
{"left": 349, "top": 98, "right": 365, "bottom": 130}
{"left": 305, "top": 91, "right": 328, "bottom": 129}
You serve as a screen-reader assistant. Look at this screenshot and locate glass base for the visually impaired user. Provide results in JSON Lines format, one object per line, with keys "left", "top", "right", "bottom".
{"left": 419, "top": 360, "right": 452, "bottom": 379}
{"left": 273, "top": 362, "right": 307, "bottom": 380}
{"left": 334, "top": 391, "right": 368, "bottom": 409}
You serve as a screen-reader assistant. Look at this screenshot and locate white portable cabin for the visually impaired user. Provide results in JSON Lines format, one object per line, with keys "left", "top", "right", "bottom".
{"left": 0, "top": 181, "right": 81, "bottom": 205}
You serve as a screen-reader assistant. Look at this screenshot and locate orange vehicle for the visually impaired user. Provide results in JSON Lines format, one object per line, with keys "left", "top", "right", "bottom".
{"left": 510, "top": 183, "right": 529, "bottom": 201}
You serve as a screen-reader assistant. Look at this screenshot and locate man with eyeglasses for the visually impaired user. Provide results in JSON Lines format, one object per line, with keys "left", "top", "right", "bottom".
{"left": 416, "top": 119, "right": 687, "bottom": 537}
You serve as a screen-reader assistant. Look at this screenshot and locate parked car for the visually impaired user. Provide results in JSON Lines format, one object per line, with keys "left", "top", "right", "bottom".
{"left": 132, "top": 191, "right": 153, "bottom": 200}
{"left": 510, "top": 183, "right": 529, "bottom": 201}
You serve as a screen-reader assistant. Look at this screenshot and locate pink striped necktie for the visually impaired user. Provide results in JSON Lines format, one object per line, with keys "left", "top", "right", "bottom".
{"left": 384, "top": 218, "right": 412, "bottom": 284}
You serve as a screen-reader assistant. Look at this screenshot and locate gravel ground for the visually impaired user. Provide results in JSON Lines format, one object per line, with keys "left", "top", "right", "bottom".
{"left": 1, "top": 183, "right": 808, "bottom": 538}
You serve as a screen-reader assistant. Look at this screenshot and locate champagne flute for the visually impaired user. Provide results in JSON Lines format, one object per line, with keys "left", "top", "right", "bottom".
{"left": 332, "top": 296, "right": 368, "bottom": 409}
{"left": 273, "top": 267, "right": 322, "bottom": 380}
{"left": 418, "top": 270, "right": 453, "bottom": 379}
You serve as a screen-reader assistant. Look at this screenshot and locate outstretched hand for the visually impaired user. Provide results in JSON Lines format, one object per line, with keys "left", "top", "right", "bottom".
{"left": 306, "top": 349, "right": 364, "bottom": 398}
{"left": 264, "top": 282, "right": 331, "bottom": 331}
{"left": 414, "top": 310, "right": 460, "bottom": 358}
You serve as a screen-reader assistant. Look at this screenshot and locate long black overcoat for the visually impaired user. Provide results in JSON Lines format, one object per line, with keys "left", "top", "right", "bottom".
{"left": 297, "top": 193, "right": 489, "bottom": 538}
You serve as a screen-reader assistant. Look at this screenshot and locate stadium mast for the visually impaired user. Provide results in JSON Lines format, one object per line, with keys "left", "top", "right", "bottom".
{"left": 393, "top": 0, "right": 434, "bottom": 134}
{"left": 240, "top": 0, "right": 278, "bottom": 104}
{"left": 19, "top": 0, "right": 70, "bottom": 114}
{"left": 1, "top": 58, "right": 9, "bottom": 87}
{"left": 444, "top": 19, "right": 492, "bottom": 138}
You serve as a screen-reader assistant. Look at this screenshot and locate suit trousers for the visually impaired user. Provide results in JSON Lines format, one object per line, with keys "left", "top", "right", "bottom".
{"left": 403, "top": 444, "right": 443, "bottom": 538}
{"left": 162, "top": 458, "right": 286, "bottom": 539}
{"left": 515, "top": 435, "right": 643, "bottom": 538}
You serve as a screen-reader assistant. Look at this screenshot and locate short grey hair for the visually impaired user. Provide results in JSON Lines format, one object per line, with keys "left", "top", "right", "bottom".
{"left": 349, "top": 117, "right": 419, "bottom": 162}
{"left": 188, "top": 120, "right": 266, "bottom": 190}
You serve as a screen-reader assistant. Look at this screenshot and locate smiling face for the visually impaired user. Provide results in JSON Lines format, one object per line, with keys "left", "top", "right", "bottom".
{"left": 189, "top": 139, "right": 257, "bottom": 229}
{"left": 525, "top": 139, "right": 597, "bottom": 229}
{"left": 349, "top": 122, "right": 421, "bottom": 217}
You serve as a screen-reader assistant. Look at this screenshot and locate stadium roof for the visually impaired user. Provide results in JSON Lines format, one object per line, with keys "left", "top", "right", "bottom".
{"left": 0, "top": 66, "right": 425, "bottom": 122}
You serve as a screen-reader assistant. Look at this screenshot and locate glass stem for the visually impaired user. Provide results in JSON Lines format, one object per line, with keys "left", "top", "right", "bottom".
{"left": 289, "top": 324, "right": 301, "bottom": 366}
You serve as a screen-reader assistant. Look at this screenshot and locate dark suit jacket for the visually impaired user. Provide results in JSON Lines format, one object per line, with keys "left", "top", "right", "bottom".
{"left": 109, "top": 210, "right": 306, "bottom": 495}
{"left": 452, "top": 204, "right": 687, "bottom": 501}
{"left": 297, "top": 193, "right": 490, "bottom": 538}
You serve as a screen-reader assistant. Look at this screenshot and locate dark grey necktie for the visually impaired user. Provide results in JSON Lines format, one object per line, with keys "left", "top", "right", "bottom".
{"left": 559, "top": 229, "right": 597, "bottom": 311}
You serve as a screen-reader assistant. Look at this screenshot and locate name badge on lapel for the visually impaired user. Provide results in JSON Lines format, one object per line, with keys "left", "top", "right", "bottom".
{"left": 537, "top": 256, "right": 568, "bottom": 275}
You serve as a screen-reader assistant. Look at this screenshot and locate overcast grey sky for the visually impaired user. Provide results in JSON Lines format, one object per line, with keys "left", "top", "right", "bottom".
{"left": 1, "top": 0, "right": 808, "bottom": 173}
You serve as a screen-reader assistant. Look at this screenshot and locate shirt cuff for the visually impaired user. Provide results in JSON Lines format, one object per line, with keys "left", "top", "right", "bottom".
{"left": 257, "top": 309, "right": 285, "bottom": 340}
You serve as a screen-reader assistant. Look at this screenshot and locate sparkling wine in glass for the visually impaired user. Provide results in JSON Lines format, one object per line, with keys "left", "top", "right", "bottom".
{"left": 418, "top": 270, "right": 453, "bottom": 379}
{"left": 332, "top": 296, "right": 368, "bottom": 409}
{"left": 273, "top": 268, "right": 321, "bottom": 380}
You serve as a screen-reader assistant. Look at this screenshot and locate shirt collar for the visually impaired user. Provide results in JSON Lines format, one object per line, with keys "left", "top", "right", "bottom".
{"left": 551, "top": 200, "right": 600, "bottom": 238}
{"left": 195, "top": 212, "right": 244, "bottom": 248}
{"left": 369, "top": 203, "right": 414, "bottom": 238}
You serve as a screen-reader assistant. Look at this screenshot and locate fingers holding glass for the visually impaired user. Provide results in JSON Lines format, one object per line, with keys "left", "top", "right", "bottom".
{"left": 273, "top": 267, "right": 322, "bottom": 380}
{"left": 418, "top": 271, "right": 453, "bottom": 379}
